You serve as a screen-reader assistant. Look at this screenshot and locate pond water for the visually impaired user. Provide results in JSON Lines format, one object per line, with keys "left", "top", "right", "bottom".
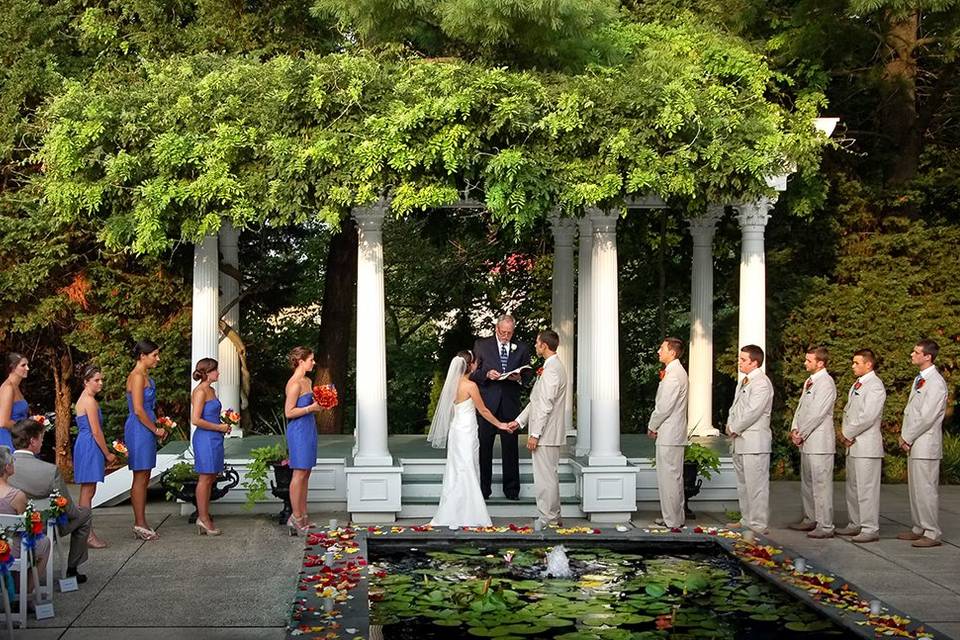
{"left": 368, "top": 542, "right": 858, "bottom": 639}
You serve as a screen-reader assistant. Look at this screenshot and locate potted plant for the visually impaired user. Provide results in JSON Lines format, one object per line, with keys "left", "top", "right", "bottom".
{"left": 682, "top": 442, "right": 721, "bottom": 518}
{"left": 241, "top": 444, "right": 292, "bottom": 524}
{"left": 159, "top": 461, "right": 240, "bottom": 523}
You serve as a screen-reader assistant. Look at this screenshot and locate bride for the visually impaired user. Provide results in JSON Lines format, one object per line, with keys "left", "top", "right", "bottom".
{"left": 428, "top": 350, "right": 513, "bottom": 528}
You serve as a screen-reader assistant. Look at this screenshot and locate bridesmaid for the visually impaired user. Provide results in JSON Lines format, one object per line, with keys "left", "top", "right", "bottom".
{"left": 73, "top": 364, "right": 116, "bottom": 548}
{"left": 0, "top": 353, "right": 30, "bottom": 451}
{"left": 125, "top": 339, "right": 166, "bottom": 541}
{"left": 190, "top": 358, "right": 229, "bottom": 536}
{"left": 284, "top": 346, "right": 322, "bottom": 535}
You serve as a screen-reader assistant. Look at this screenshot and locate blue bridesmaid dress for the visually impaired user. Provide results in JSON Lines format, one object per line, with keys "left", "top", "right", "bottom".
{"left": 193, "top": 398, "right": 225, "bottom": 474}
{"left": 73, "top": 408, "right": 106, "bottom": 483}
{"left": 124, "top": 378, "right": 158, "bottom": 471}
{"left": 0, "top": 399, "right": 27, "bottom": 450}
{"left": 286, "top": 393, "right": 317, "bottom": 470}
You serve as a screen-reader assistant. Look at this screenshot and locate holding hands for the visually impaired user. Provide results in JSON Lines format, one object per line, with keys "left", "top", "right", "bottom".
{"left": 496, "top": 420, "right": 519, "bottom": 433}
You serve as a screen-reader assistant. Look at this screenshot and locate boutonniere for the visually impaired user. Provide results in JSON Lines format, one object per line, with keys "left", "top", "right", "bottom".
{"left": 916, "top": 378, "right": 926, "bottom": 390}
{"left": 741, "top": 377, "right": 750, "bottom": 388}
{"left": 536, "top": 367, "right": 544, "bottom": 377}
{"left": 853, "top": 381, "right": 863, "bottom": 391}
{"left": 804, "top": 379, "right": 813, "bottom": 392}
{"left": 658, "top": 369, "right": 666, "bottom": 381}
{"left": 510, "top": 343, "right": 516, "bottom": 352}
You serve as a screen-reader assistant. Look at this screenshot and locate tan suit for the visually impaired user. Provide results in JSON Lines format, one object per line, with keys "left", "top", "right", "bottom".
{"left": 516, "top": 355, "right": 568, "bottom": 525}
{"left": 790, "top": 368, "right": 837, "bottom": 532}
{"left": 841, "top": 370, "right": 886, "bottom": 536}
{"left": 901, "top": 366, "right": 947, "bottom": 540}
{"left": 8, "top": 449, "right": 92, "bottom": 571}
{"left": 648, "top": 359, "right": 688, "bottom": 527}
{"left": 726, "top": 368, "right": 773, "bottom": 533}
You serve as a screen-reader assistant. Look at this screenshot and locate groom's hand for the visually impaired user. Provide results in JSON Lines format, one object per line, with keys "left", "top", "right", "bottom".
{"left": 526, "top": 436, "right": 539, "bottom": 452}
{"left": 486, "top": 369, "right": 502, "bottom": 381}
{"left": 508, "top": 421, "right": 519, "bottom": 432}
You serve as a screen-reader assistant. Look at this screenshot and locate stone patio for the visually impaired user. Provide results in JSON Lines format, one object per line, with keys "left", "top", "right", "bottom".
{"left": 10, "top": 482, "right": 959, "bottom": 639}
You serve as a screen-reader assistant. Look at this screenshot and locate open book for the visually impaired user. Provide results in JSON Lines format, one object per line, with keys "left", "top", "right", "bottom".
{"left": 494, "top": 365, "right": 532, "bottom": 380}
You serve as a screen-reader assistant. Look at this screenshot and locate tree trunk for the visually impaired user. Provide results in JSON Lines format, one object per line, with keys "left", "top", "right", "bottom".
{"left": 50, "top": 348, "right": 73, "bottom": 476}
{"left": 880, "top": 9, "right": 921, "bottom": 186}
{"left": 656, "top": 209, "right": 667, "bottom": 337}
{"left": 314, "top": 218, "right": 358, "bottom": 434}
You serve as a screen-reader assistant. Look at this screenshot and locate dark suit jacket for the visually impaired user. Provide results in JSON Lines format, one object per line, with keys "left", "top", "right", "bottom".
{"left": 469, "top": 336, "right": 533, "bottom": 419}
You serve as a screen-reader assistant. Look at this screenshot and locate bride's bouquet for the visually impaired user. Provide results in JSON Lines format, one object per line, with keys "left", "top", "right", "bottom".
{"left": 313, "top": 384, "right": 339, "bottom": 410}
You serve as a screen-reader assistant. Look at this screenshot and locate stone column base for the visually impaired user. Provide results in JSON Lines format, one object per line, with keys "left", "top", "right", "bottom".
{"left": 345, "top": 464, "right": 402, "bottom": 523}
{"left": 572, "top": 459, "right": 638, "bottom": 523}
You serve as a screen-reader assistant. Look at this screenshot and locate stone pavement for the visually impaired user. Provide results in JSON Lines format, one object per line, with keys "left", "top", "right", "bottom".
{"left": 10, "top": 482, "right": 959, "bottom": 639}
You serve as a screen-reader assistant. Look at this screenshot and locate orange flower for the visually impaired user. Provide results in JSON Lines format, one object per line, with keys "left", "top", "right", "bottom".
{"left": 0, "top": 540, "right": 9, "bottom": 555}
{"left": 55, "top": 496, "right": 68, "bottom": 508}
{"left": 112, "top": 440, "right": 128, "bottom": 455}
{"left": 313, "top": 385, "right": 339, "bottom": 410}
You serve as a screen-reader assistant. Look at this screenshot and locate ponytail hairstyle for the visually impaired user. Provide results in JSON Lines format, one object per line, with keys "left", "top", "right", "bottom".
{"left": 132, "top": 339, "right": 160, "bottom": 360}
{"left": 288, "top": 346, "right": 313, "bottom": 370}
{"left": 192, "top": 358, "right": 219, "bottom": 382}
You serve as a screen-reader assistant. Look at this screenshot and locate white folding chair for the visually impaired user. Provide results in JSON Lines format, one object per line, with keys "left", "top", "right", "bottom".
{"left": 0, "top": 515, "right": 42, "bottom": 632}
{"left": 40, "top": 519, "right": 57, "bottom": 602}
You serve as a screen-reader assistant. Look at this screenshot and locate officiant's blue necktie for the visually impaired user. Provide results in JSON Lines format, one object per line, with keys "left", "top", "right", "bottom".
{"left": 499, "top": 343, "right": 509, "bottom": 372}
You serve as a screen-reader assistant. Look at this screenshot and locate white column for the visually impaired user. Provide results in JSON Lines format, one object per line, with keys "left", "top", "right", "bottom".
{"left": 734, "top": 197, "right": 776, "bottom": 367}
{"left": 550, "top": 215, "right": 577, "bottom": 437}
{"left": 353, "top": 204, "right": 392, "bottom": 466}
{"left": 588, "top": 212, "right": 626, "bottom": 466}
{"left": 218, "top": 221, "right": 242, "bottom": 436}
{"left": 191, "top": 234, "right": 220, "bottom": 442}
{"left": 575, "top": 217, "right": 593, "bottom": 456}
{"left": 686, "top": 206, "right": 723, "bottom": 437}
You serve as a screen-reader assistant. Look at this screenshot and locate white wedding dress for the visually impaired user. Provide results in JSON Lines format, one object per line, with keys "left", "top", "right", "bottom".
{"left": 429, "top": 398, "right": 493, "bottom": 528}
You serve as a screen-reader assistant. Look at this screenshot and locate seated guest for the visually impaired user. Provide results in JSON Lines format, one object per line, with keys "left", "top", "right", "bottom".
{"left": 8, "top": 418, "right": 91, "bottom": 583}
{"left": 0, "top": 445, "right": 51, "bottom": 592}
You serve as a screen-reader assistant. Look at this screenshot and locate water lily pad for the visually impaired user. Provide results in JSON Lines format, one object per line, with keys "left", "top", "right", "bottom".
{"left": 750, "top": 613, "right": 779, "bottom": 622}
{"left": 644, "top": 583, "right": 667, "bottom": 598}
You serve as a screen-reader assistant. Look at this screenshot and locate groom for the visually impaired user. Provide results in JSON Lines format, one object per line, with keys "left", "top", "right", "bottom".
{"left": 511, "top": 330, "right": 567, "bottom": 526}
{"left": 471, "top": 314, "right": 532, "bottom": 500}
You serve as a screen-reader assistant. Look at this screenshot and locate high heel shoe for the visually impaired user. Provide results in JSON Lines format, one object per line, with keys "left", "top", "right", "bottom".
{"left": 132, "top": 525, "right": 160, "bottom": 541}
{"left": 298, "top": 515, "right": 317, "bottom": 529}
{"left": 196, "top": 519, "right": 222, "bottom": 536}
{"left": 286, "top": 515, "right": 302, "bottom": 536}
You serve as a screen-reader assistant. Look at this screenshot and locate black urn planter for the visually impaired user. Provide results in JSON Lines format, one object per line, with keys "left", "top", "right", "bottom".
{"left": 270, "top": 463, "right": 294, "bottom": 525}
{"left": 160, "top": 464, "right": 241, "bottom": 523}
{"left": 683, "top": 461, "right": 704, "bottom": 519}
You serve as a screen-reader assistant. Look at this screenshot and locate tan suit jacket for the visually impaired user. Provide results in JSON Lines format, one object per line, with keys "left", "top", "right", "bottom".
{"left": 902, "top": 367, "right": 947, "bottom": 460}
{"left": 841, "top": 371, "right": 886, "bottom": 458}
{"left": 726, "top": 369, "right": 773, "bottom": 454}
{"left": 517, "top": 355, "right": 567, "bottom": 446}
{"left": 648, "top": 359, "right": 688, "bottom": 446}
{"left": 791, "top": 369, "right": 837, "bottom": 455}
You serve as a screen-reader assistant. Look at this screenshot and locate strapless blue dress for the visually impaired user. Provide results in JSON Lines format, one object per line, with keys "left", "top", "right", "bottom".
{"left": 124, "top": 378, "right": 158, "bottom": 471}
{"left": 286, "top": 393, "right": 317, "bottom": 470}
{"left": 193, "top": 398, "right": 225, "bottom": 474}
{"left": 73, "top": 408, "right": 106, "bottom": 483}
{"left": 0, "top": 399, "right": 26, "bottom": 450}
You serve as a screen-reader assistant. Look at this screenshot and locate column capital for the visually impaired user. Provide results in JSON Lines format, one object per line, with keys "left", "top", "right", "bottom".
{"left": 549, "top": 215, "right": 578, "bottom": 247}
{"left": 588, "top": 210, "right": 619, "bottom": 235}
{"left": 353, "top": 199, "right": 390, "bottom": 232}
{"left": 686, "top": 205, "right": 724, "bottom": 244}
{"left": 579, "top": 215, "right": 593, "bottom": 238}
{"left": 733, "top": 196, "right": 777, "bottom": 232}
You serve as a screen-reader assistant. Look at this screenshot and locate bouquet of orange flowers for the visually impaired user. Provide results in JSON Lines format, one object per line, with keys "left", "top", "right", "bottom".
{"left": 221, "top": 408, "right": 241, "bottom": 433}
{"left": 47, "top": 491, "right": 69, "bottom": 526}
{"left": 31, "top": 414, "right": 48, "bottom": 428}
{"left": 313, "top": 384, "right": 339, "bottom": 410}
{"left": 111, "top": 440, "right": 128, "bottom": 460}
{"left": 22, "top": 502, "right": 45, "bottom": 550}
{"left": 155, "top": 416, "right": 176, "bottom": 438}
{"left": 0, "top": 531, "right": 12, "bottom": 574}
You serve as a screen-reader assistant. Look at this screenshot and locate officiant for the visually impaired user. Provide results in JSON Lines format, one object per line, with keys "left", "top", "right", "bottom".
{"left": 470, "top": 314, "right": 533, "bottom": 501}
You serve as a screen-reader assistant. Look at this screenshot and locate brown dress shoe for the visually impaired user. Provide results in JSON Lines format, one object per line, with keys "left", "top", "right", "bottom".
{"left": 897, "top": 531, "right": 922, "bottom": 541}
{"left": 851, "top": 533, "right": 879, "bottom": 543}
{"left": 788, "top": 521, "right": 817, "bottom": 532}
{"left": 725, "top": 522, "right": 743, "bottom": 529}
{"left": 87, "top": 531, "right": 109, "bottom": 549}
{"left": 807, "top": 528, "right": 835, "bottom": 539}
{"left": 835, "top": 525, "right": 861, "bottom": 536}
{"left": 912, "top": 537, "right": 942, "bottom": 548}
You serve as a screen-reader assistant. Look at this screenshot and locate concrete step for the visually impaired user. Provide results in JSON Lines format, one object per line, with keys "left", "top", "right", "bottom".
{"left": 399, "top": 495, "right": 584, "bottom": 519}
{"left": 402, "top": 473, "right": 578, "bottom": 499}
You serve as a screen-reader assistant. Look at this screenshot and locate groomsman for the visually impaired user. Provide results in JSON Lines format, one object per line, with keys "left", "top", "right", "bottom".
{"left": 470, "top": 315, "right": 533, "bottom": 500}
{"left": 837, "top": 349, "right": 886, "bottom": 543}
{"left": 647, "top": 338, "right": 689, "bottom": 529}
{"left": 725, "top": 345, "right": 774, "bottom": 534}
{"left": 897, "top": 339, "right": 948, "bottom": 548}
{"left": 788, "top": 346, "right": 838, "bottom": 538}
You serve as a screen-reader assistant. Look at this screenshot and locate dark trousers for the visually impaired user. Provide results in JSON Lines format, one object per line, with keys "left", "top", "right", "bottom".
{"left": 478, "top": 415, "right": 520, "bottom": 499}
{"left": 59, "top": 506, "right": 92, "bottom": 570}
